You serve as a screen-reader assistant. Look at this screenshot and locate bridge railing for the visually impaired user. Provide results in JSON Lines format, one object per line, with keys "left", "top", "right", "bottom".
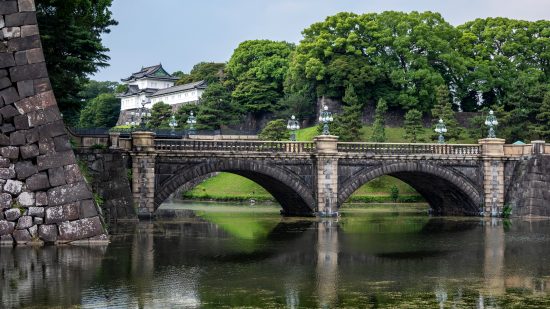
{"left": 155, "top": 139, "right": 315, "bottom": 153}
{"left": 337, "top": 142, "right": 481, "bottom": 155}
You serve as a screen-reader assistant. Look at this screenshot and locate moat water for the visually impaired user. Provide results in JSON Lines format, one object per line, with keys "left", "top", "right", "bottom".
{"left": 2, "top": 202, "right": 550, "bottom": 308}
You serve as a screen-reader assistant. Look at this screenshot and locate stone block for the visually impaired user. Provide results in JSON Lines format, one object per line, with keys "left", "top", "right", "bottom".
{"left": 15, "top": 90, "right": 56, "bottom": 114}
{"left": 38, "top": 136, "right": 54, "bottom": 154}
{"left": 64, "top": 164, "right": 82, "bottom": 184}
{"left": 0, "top": 234, "right": 14, "bottom": 244}
{"left": 28, "top": 224, "right": 37, "bottom": 238}
{"left": 44, "top": 205, "right": 63, "bottom": 224}
{"left": 37, "top": 150, "right": 76, "bottom": 171}
{"left": 0, "top": 76, "right": 11, "bottom": 89}
{"left": 16, "top": 215, "right": 32, "bottom": 229}
{"left": 35, "top": 191, "right": 47, "bottom": 206}
{"left": 0, "top": 220, "right": 15, "bottom": 235}
{"left": 0, "top": 157, "right": 9, "bottom": 168}
{"left": 47, "top": 182, "right": 92, "bottom": 206}
{"left": 38, "top": 120, "right": 65, "bottom": 138}
{"left": 5, "top": 12, "right": 37, "bottom": 27}
{"left": 0, "top": 104, "right": 20, "bottom": 119}
{"left": 0, "top": 165, "right": 15, "bottom": 179}
{"left": 27, "top": 106, "right": 61, "bottom": 127}
{"left": 17, "top": 79, "right": 34, "bottom": 98}
{"left": 0, "top": 134, "right": 9, "bottom": 146}
{"left": 4, "top": 208, "right": 21, "bottom": 221}
{"left": 15, "top": 160, "right": 37, "bottom": 179}
{"left": 0, "top": 1, "right": 18, "bottom": 15}
{"left": 27, "top": 206, "right": 43, "bottom": 217}
{"left": 8, "top": 58, "right": 46, "bottom": 80}
{"left": 4, "top": 179, "right": 23, "bottom": 195}
{"left": 25, "top": 128, "right": 38, "bottom": 144}
{"left": 33, "top": 78, "right": 51, "bottom": 93}
{"left": 25, "top": 172, "right": 49, "bottom": 191}
{"left": 1, "top": 123, "right": 15, "bottom": 134}
{"left": 38, "top": 224, "right": 57, "bottom": 242}
{"left": 16, "top": 191, "right": 34, "bottom": 207}
{"left": 63, "top": 202, "right": 80, "bottom": 221}
{"left": 0, "top": 87, "right": 19, "bottom": 104}
{"left": 80, "top": 199, "right": 98, "bottom": 218}
{"left": 2, "top": 26, "right": 20, "bottom": 39}
{"left": 14, "top": 114, "right": 30, "bottom": 130}
{"left": 20, "top": 144, "right": 38, "bottom": 159}
{"left": 0, "top": 193, "right": 11, "bottom": 209}
{"left": 33, "top": 216, "right": 42, "bottom": 224}
{"left": 47, "top": 167, "right": 66, "bottom": 186}
{"left": 18, "top": 0, "right": 36, "bottom": 12}
{"left": 0, "top": 52, "right": 15, "bottom": 69}
{"left": 14, "top": 50, "right": 27, "bottom": 65}
{"left": 20, "top": 24, "right": 38, "bottom": 37}
{"left": 53, "top": 135, "right": 71, "bottom": 152}
{"left": 13, "top": 229, "right": 31, "bottom": 243}
{"left": 10, "top": 130, "right": 26, "bottom": 146}
{"left": 58, "top": 216, "right": 103, "bottom": 241}
{"left": 1, "top": 146, "right": 19, "bottom": 159}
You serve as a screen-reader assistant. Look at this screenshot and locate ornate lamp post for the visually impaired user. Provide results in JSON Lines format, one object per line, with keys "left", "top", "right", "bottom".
{"left": 319, "top": 105, "right": 333, "bottom": 135}
{"left": 125, "top": 111, "right": 137, "bottom": 128}
{"left": 287, "top": 115, "right": 300, "bottom": 141}
{"left": 434, "top": 118, "right": 447, "bottom": 144}
{"left": 137, "top": 99, "right": 151, "bottom": 130}
{"left": 484, "top": 110, "right": 498, "bottom": 138}
{"left": 169, "top": 114, "right": 178, "bottom": 136}
{"left": 187, "top": 111, "right": 197, "bottom": 136}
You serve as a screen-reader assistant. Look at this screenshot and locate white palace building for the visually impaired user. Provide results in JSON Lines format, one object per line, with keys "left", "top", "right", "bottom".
{"left": 116, "top": 64, "right": 207, "bottom": 125}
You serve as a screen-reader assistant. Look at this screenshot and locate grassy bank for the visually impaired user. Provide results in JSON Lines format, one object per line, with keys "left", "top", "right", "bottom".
{"left": 182, "top": 173, "right": 424, "bottom": 203}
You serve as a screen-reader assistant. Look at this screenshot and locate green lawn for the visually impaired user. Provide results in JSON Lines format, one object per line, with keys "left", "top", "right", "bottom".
{"left": 294, "top": 124, "right": 476, "bottom": 144}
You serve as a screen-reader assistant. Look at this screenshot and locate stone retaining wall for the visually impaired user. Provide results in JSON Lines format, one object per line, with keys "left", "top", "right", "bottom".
{"left": 506, "top": 155, "right": 550, "bottom": 217}
{"left": 0, "top": 0, "right": 106, "bottom": 245}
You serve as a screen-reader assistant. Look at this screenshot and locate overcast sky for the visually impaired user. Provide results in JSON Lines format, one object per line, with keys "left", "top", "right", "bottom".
{"left": 92, "top": 0, "right": 550, "bottom": 82}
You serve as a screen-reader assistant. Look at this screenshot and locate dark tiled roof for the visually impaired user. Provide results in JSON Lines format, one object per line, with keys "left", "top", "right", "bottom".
{"left": 149, "top": 80, "right": 207, "bottom": 97}
{"left": 121, "top": 64, "right": 178, "bottom": 82}
{"left": 117, "top": 86, "right": 158, "bottom": 98}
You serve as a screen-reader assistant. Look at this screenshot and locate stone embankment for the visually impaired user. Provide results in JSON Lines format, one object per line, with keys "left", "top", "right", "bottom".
{"left": 0, "top": 0, "right": 106, "bottom": 245}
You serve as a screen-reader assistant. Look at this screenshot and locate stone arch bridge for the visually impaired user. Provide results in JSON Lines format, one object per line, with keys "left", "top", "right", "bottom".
{"left": 107, "top": 131, "right": 549, "bottom": 218}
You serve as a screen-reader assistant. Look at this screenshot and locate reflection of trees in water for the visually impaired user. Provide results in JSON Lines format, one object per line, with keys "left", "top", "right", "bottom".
{"left": 0, "top": 245, "right": 107, "bottom": 308}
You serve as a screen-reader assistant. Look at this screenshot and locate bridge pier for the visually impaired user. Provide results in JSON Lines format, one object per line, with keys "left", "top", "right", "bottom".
{"left": 479, "top": 138, "right": 506, "bottom": 216}
{"left": 315, "top": 136, "right": 339, "bottom": 216}
{"left": 130, "top": 131, "right": 157, "bottom": 219}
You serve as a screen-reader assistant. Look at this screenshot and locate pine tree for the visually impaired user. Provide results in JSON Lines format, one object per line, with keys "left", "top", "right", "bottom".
{"left": 404, "top": 109, "right": 425, "bottom": 143}
{"left": 371, "top": 98, "right": 387, "bottom": 142}
{"left": 148, "top": 102, "right": 172, "bottom": 128}
{"left": 431, "top": 85, "right": 461, "bottom": 141}
{"left": 332, "top": 84, "right": 363, "bottom": 141}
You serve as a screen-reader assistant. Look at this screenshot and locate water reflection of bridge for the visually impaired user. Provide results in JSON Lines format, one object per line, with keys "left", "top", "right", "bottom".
{"left": 2, "top": 216, "right": 550, "bottom": 307}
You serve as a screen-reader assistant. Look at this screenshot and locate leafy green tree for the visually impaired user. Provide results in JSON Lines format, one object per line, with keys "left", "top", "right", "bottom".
{"left": 536, "top": 92, "right": 550, "bottom": 140}
{"left": 431, "top": 85, "right": 461, "bottom": 141}
{"left": 390, "top": 185, "right": 399, "bottom": 202}
{"left": 177, "top": 62, "right": 226, "bottom": 85}
{"left": 226, "top": 40, "right": 294, "bottom": 115}
{"left": 174, "top": 104, "right": 196, "bottom": 129}
{"left": 196, "top": 83, "right": 241, "bottom": 130}
{"left": 404, "top": 109, "right": 425, "bottom": 143}
{"left": 36, "top": 0, "right": 117, "bottom": 125}
{"left": 371, "top": 99, "right": 388, "bottom": 142}
{"left": 333, "top": 84, "right": 362, "bottom": 141}
{"left": 287, "top": 11, "right": 464, "bottom": 113}
{"left": 78, "top": 80, "right": 118, "bottom": 101}
{"left": 78, "top": 93, "right": 119, "bottom": 128}
{"left": 259, "top": 119, "right": 290, "bottom": 141}
{"left": 148, "top": 102, "right": 173, "bottom": 128}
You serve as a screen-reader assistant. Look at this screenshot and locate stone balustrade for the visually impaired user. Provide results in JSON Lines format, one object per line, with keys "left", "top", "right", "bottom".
{"left": 154, "top": 139, "right": 315, "bottom": 153}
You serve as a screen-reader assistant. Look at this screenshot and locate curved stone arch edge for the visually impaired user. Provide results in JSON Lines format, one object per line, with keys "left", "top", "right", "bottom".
{"left": 154, "top": 159, "right": 316, "bottom": 213}
{"left": 337, "top": 162, "right": 483, "bottom": 210}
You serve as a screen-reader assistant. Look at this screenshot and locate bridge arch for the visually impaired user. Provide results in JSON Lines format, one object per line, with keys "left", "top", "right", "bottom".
{"left": 338, "top": 162, "right": 483, "bottom": 215}
{"left": 155, "top": 159, "right": 316, "bottom": 216}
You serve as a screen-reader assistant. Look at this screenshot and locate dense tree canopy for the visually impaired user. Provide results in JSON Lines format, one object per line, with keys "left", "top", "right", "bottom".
{"left": 36, "top": 0, "right": 117, "bottom": 125}
{"left": 78, "top": 93, "right": 119, "bottom": 128}
{"left": 176, "top": 62, "right": 226, "bottom": 85}
{"left": 226, "top": 40, "right": 294, "bottom": 115}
